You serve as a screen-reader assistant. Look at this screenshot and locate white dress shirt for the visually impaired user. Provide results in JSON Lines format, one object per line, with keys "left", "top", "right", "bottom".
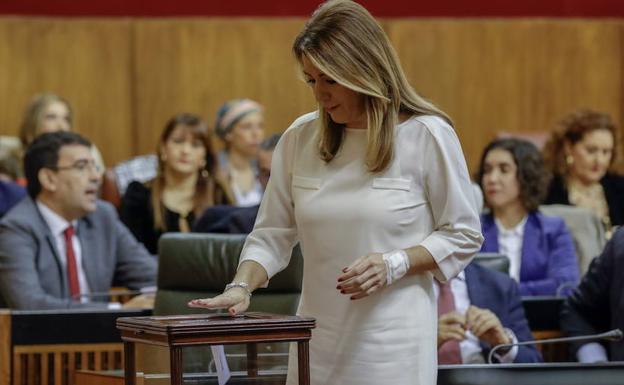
{"left": 434, "top": 272, "right": 518, "bottom": 364}
{"left": 495, "top": 216, "right": 528, "bottom": 282}
{"left": 577, "top": 342, "right": 609, "bottom": 363}
{"left": 36, "top": 201, "right": 91, "bottom": 300}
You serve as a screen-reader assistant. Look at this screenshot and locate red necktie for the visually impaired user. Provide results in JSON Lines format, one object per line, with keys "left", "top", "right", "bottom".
{"left": 63, "top": 226, "right": 81, "bottom": 299}
{"left": 437, "top": 281, "right": 462, "bottom": 364}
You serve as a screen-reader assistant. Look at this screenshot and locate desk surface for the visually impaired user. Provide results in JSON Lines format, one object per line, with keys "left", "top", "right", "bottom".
{"left": 76, "top": 363, "right": 624, "bottom": 385}
{"left": 11, "top": 308, "right": 152, "bottom": 344}
{"left": 439, "top": 362, "right": 624, "bottom": 385}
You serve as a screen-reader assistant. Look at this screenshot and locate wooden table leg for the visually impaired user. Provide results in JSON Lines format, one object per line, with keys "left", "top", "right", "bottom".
{"left": 123, "top": 342, "right": 135, "bottom": 385}
{"left": 247, "top": 343, "right": 258, "bottom": 377}
{"left": 297, "top": 341, "right": 310, "bottom": 385}
{"left": 170, "top": 346, "right": 183, "bottom": 385}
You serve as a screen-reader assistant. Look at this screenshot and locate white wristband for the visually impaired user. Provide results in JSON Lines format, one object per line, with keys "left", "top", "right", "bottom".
{"left": 382, "top": 249, "right": 410, "bottom": 285}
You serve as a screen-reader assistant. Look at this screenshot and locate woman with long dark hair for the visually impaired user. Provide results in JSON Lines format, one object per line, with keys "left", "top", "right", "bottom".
{"left": 121, "top": 113, "right": 232, "bottom": 254}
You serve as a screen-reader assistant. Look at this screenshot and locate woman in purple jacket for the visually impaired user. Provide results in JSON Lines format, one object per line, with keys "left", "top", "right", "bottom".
{"left": 477, "top": 138, "right": 580, "bottom": 296}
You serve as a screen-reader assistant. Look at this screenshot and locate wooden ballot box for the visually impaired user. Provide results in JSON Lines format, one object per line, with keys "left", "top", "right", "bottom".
{"left": 116, "top": 312, "right": 315, "bottom": 385}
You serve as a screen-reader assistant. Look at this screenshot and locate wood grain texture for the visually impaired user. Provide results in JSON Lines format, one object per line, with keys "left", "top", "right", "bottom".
{"left": 132, "top": 18, "right": 315, "bottom": 155}
{"left": 386, "top": 19, "right": 623, "bottom": 172}
{"left": 0, "top": 17, "right": 622, "bottom": 174}
{"left": 0, "top": 17, "right": 133, "bottom": 166}
{"left": 0, "top": 310, "right": 10, "bottom": 385}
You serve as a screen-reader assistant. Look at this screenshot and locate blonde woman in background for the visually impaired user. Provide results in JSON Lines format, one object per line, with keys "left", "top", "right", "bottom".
{"left": 19, "top": 93, "right": 105, "bottom": 172}
{"left": 543, "top": 110, "right": 624, "bottom": 237}
{"left": 214, "top": 99, "right": 265, "bottom": 207}
{"left": 189, "top": 1, "right": 483, "bottom": 384}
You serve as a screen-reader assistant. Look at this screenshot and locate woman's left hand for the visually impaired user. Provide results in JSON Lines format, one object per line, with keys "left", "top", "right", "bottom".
{"left": 336, "top": 253, "right": 388, "bottom": 300}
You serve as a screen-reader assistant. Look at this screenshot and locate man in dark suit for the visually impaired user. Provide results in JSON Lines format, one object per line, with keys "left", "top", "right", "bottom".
{"left": 0, "top": 132, "right": 156, "bottom": 309}
{"left": 561, "top": 227, "right": 624, "bottom": 362}
{"left": 437, "top": 262, "right": 542, "bottom": 364}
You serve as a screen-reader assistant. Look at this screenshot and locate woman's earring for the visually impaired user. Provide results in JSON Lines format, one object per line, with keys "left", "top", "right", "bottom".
{"left": 201, "top": 169, "right": 209, "bottom": 178}
{"left": 566, "top": 155, "right": 574, "bottom": 166}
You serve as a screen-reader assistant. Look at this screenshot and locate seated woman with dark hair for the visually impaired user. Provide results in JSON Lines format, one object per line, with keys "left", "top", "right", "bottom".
{"left": 478, "top": 138, "right": 579, "bottom": 296}
{"left": 120, "top": 113, "right": 233, "bottom": 254}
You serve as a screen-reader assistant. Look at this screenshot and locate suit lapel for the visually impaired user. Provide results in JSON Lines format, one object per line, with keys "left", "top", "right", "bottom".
{"left": 520, "top": 213, "right": 539, "bottom": 281}
{"left": 44, "top": 233, "right": 68, "bottom": 297}
{"left": 465, "top": 265, "right": 495, "bottom": 360}
{"left": 480, "top": 214, "right": 499, "bottom": 252}
{"left": 76, "top": 218, "right": 98, "bottom": 293}
{"left": 30, "top": 199, "right": 68, "bottom": 297}
{"left": 465, "top": 265, "right": 484, "bottom": 308}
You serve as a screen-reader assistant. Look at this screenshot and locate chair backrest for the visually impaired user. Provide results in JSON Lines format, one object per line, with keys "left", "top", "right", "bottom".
{"left": 154, "top": 233, "right": 303, "bottom": 316}
{"left": 153, "top": 233, "right": 303, "bottom": 372}
{"left": 473, "top": 252, "right": 510, "bottom": 274}
{"left": 539, "top": 204, "right": 606, "bottom": 274}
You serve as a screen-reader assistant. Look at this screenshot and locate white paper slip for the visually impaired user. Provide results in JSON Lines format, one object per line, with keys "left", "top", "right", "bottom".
{"left": 211, "top": 345, "right": 231, "bottom": 385}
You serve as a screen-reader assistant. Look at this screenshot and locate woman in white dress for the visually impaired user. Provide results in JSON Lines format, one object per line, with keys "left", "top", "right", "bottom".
{"left": 189, "top": 1, "right": 483, "bottom": 384}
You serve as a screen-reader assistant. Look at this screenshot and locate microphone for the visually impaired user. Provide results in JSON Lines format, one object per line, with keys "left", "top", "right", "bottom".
{"left": 487, "top": 329, "right": 623, "bottom": 364}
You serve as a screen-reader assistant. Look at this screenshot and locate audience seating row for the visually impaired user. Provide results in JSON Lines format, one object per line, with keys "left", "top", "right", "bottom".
{"left": 0, "top": 232, "right": 595, "bottom": 384}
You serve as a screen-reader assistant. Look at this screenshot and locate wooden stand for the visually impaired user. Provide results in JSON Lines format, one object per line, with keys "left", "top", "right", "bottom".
{"left": 117, "top": 312, "right": 315, "bottom": 385}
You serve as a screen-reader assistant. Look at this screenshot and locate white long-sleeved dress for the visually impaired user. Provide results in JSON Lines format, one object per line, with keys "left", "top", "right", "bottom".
{"left": 240, "top": 112, "right": 483, "bottom": 385}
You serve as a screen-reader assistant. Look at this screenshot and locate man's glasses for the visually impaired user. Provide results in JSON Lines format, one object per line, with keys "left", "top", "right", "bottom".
{"left": 50, "top": 159, "right": 102, "bottom": 174}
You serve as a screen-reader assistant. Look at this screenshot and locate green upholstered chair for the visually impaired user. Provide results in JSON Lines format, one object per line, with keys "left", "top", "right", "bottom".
{"left": 152, "top": 233, "right": 303, "bottom": 373}
{"left": 154, "top": 232, "right": 303, "bottom": 316}
{"left": 473, "top": 252, "right": 510, "bottom": 275}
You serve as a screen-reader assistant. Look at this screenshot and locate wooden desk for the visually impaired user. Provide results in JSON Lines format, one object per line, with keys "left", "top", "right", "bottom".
{"left": 75, "top": 370, "right": 127, "bottom": 385}
{"left": 117, "top": 312, "right": 315, "bottom": 385}
{"left": 438, "top": 363, "right": 624, "bottom": 385}
{"left": 0, "top": 308, "right": 151, "bottom": 385}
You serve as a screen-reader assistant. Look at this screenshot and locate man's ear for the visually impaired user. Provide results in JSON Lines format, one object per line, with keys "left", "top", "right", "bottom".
{"left": 38, "top": 168, "right": 57, "bottom": 192}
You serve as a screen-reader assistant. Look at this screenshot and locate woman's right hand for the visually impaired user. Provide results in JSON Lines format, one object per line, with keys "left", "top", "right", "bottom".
{"left": 188, "top": 287, "right": 250, "bottom": 316}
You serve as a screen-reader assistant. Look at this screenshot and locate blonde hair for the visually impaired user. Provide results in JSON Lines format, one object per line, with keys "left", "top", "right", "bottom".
{"left": 19, "top": 93, "right": 73, "bottom": 146}
{"left": 293, "top": 0, "right": 451, "bottom": 172}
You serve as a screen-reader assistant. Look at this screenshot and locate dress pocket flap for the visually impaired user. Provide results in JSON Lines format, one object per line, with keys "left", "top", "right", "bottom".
{"left": 372, "top": 177, "right": 412, "bottom": 191}
{"left": 292, "top": 175, "right": 322, "bottom": 190}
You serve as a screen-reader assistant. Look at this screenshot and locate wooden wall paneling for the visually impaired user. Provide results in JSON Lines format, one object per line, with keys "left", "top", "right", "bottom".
{"left": 1, "top": 17, "right": 622, "bottom": 171}
{"left": 0, "top": 17, "right": 134, "bottom": 166}
{"left": 132, "top": 17, "right": 316, "bottom": 157}
{"left": 527, "top": 19, "right": 623, "bottom": 172}
{"left": 386, "top": 19, "right": 623, "bottom": 173}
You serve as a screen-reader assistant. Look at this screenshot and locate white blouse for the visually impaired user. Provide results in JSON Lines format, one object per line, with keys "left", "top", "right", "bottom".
{"left": 240, "top": 111, "right": 483, "bottom": 385}
{"left": 495, "top": 216, "right": 527, "bottom": 282}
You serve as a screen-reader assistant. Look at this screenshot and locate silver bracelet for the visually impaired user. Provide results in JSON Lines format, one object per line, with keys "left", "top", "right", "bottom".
{"left": 224, "top": 282, "right": 252, "bottom": 298}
